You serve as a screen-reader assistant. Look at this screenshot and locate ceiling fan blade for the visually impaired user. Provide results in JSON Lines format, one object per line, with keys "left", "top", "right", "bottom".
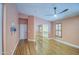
{"left": 58, "top": 9, "right": 69, "bottom": 14}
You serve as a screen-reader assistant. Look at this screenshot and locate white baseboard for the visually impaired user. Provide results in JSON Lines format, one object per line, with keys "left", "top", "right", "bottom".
{"left": 28, "top": 39, "right": 35, "bottom": 42}
{"left": 49, "top": 38, "right": 79, "bottom": 49}
{"left": 11, "top": 40, "right": 19, "bottom": 55}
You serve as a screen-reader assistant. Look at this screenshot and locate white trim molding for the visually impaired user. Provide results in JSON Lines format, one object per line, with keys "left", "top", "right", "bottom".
{"left": 11, "top": 40, "right": 19, "bottom": 55}
{"left": 28, "top": 39, "right": 35, "bottom": 42}
{"left": 49, "top": 38, "right": 79, "bottom": 49}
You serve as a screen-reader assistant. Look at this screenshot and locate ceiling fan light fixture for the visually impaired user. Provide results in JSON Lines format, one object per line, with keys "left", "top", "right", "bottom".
{"left": 54, "top": 14, "right": 57, "bottom": 17}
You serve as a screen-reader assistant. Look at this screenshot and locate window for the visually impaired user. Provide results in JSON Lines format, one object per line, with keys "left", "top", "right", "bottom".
{"left": 56, "top": 24, "right": 62, "bottom": 38}
{"left": 38, "top": 24, "right": 49, "bottom": 38}
{"left": 43, "top": 25, "right": 49, "bottom": 38}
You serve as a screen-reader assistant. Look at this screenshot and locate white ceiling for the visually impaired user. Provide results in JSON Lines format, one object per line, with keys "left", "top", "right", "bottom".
{"left": 16, "top": 3, "right": 79, "bottom": 21}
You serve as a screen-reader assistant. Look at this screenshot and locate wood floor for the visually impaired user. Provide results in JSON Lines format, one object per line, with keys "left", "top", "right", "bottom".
{"left": 14, "top": 39, "right": 79, "bottom": 55}
{"left": 14, "top": 40, "right": 36, "bottom": 55}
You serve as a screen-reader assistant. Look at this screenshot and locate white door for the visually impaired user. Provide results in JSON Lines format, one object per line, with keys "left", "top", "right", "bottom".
{"left": 0, "top": 4, "right": 2, "bottom": 55}
{"left": 20, "top": 24, "right": 27, "bottom": 40}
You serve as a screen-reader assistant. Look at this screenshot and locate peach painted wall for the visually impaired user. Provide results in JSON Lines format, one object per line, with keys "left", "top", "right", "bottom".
{"left": 51, "top": 16, "right": 79, "bottom": 45}
{"left": 3, "top": 4, "right": 19, "bottom": 55}
{"left": 28, "top": 16, "right": 35, "bottom": 41}
{"left": 18, "top": 13, "right": 28, "bottom": 19}
{"left": 19, "top": 18, "right": 28, "bottom": 24}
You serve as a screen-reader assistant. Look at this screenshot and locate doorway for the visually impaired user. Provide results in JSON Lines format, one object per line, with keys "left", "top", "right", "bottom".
{"left": 19, "top": 18, "right": 28, "bottom": 41}
{"left": 20, "top": 24, "right": 28, "bottom": 40}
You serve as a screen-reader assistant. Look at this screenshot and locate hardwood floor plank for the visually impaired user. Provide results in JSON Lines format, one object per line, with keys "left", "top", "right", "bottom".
{"left": 14, "top": 39, "right": 79, "bottom": 55}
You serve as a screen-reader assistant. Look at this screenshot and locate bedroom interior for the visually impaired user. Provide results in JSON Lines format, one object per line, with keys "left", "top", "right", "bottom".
{"left": 0, "top": 3, "right": 79, "bottom": 55}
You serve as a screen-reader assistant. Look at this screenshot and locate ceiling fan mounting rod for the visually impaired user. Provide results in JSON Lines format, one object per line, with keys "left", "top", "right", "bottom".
{"left": 54, "top": 7, "right": 56, "bottom": 14}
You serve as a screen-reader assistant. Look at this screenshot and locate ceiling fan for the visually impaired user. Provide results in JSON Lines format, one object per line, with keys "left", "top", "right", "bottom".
{"left": 46, "top": 7, "right": 69, "bottom": 17}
